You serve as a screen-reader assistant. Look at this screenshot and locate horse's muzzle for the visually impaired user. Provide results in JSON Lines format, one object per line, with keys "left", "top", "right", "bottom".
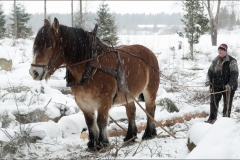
{"left": 29, "top": 65, "right": 47, "bottom": 80}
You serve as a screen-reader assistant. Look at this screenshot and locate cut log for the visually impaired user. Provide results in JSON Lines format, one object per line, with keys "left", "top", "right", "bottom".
{"left": 187, "top": 138, "right": 196, "bottom": 152}
{"left": 80, "top": 111, "right": 208, "bottom": 138}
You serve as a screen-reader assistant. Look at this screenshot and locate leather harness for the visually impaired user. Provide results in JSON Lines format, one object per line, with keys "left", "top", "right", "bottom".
{"left": 65, "top": 25, "right": 124, "bottom": 104}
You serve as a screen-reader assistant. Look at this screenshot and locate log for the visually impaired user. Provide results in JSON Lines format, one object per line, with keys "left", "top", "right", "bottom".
{"left": 80, "top": 111, "right": 208, "bottom": 138}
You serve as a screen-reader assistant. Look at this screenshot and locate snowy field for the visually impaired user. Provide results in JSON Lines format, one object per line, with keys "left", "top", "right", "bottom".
{"left": 0, "top": 28, "right": 240, "bottom": 159}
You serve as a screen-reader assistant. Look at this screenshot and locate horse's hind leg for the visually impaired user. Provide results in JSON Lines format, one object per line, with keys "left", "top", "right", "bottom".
{"left": 142, "top": 89, "right": 157, "bottom": 140}
{"left": 124, "top": 101, "right": 138, "bottom": 142}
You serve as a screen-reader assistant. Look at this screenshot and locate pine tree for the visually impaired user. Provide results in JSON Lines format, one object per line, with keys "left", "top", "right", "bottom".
{"left": 0, "top": 3, "right": 6, "bottom": 39}
{"left": 178, "top": 0, "right": 209, "bottom": 60}
{"left": 95, "top": 2, "right": 118, "bottom": 46}
{"left": 10, "top": 2, "right": 33, "bottom": 39}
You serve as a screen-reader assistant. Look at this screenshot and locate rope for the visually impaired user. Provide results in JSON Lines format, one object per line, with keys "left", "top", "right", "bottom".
{"left": 225, "top": 87, "right": 231, "bottom": 117}
{"left": 128, "top": 93, "right": 176, "bottom": 139}
{"left": 109, "top": 116, "right": 127, "bottom": 133}
{"left": 161, "top": 71, "right": 232, "bottom": 119}
{"left": 211, "top": 84, "right": 231, "bottom": 117}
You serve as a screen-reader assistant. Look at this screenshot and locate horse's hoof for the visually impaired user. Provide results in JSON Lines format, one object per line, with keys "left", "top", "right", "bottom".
{"left": 92, "top": 142, "right": 110, "bottom": 153}
{"left": 97, "top": 142, "right": 109, "bottom": 149}
{"left": 87, "top": 141, "right": 94, "bottom": 148}
{"left": 86, "top": 146, "right": 98, "bottom": 152}
{"left": 142, "top": 131, "right": 157, "bottom": 140}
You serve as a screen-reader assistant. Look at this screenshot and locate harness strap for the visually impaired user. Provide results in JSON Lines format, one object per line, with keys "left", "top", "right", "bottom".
{"left": 88, "top": 61, "right": 117, "bottom": 79}
{"left": 79, "top": 24, "right": 98, "bottom": 86}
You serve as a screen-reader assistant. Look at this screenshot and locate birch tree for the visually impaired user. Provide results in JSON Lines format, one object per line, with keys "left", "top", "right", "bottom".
{"left": 71, "top": 0, "right": 73, "bottom": 27}
{"left": 202, "top": 0, "right": 221, "bottom": 46}
{"left": 74, "top": 0, "right": 86, "bottom": 29}
{"left": 44, "top": 0, "right": 46, "bottom": 20}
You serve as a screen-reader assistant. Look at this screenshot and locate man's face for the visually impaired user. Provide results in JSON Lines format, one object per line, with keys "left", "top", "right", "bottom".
{"left": 218, "top": 49, "right": 227, "bottom": 57}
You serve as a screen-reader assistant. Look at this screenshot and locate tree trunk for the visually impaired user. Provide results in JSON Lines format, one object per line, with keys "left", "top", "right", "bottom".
{"left": 80, "top": 0, "right": 83, "bottom": 27}
{"left": 211, "top": 27, "right": 218, "bottom": 46}
{"left": 44, "top": 0, "right": 46, "bottom": 20}
{"left": 205, "top": 0, "right": 221, "bottom": 46}
{"left": 14, "top": 0, "right": 17, "bottom": 39}
{"left": 190, "top": 43, "right": 194, "bottom": 60}
{"left": 71, "top": 0, "right": 73, "bottom": 27}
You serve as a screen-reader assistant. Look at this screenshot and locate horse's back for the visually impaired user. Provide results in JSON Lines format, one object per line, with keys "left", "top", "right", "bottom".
{"left": 119, "top": 44, "right": 159, "bottom": 76}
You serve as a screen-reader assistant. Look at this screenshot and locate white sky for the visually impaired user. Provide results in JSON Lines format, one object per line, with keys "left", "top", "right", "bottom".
{"left": 1, "top": 1, "right": 182, "bottom": 15}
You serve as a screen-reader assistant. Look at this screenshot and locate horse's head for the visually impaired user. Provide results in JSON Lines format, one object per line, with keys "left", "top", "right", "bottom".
{"left": 29, "top": 18, "right": 64, "bottom": 81}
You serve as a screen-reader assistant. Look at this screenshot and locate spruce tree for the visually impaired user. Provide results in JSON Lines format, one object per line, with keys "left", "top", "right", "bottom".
{"left": 10, "top": 2, "right": 33, "bottom": 39}
{"left": 95, "top": 2, "right": 118, "bottom": 46}
{"left": 0, "top": 3, "right": 6, "bottom": 39}
{"left": 178, "top": 0, "right": 209, "bottom": 60}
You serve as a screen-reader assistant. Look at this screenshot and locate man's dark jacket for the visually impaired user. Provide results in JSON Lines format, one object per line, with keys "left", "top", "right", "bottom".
{"left": 207, "top": 54, "right": 238, "bottom": 90}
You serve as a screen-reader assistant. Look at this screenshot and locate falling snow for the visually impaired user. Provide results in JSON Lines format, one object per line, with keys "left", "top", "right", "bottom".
{"left": 0, "top": 27, "right": 240, "bottom": 158}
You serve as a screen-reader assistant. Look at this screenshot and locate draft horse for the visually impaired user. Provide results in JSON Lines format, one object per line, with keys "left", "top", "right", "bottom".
{"left": 29, "top": 18, "right": 160, "bottom": 150}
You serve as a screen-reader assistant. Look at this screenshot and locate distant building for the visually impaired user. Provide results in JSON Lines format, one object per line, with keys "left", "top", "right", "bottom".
{"left": 136, "top": 24, "right": 168, "bottom": 33}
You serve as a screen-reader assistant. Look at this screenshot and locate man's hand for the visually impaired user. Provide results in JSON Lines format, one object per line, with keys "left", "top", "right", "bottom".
{"left": 225, "top": 84, "right": 231, "bottom": 91}
{"left": 205, "top": 82, "right": 212, "bottom": 87}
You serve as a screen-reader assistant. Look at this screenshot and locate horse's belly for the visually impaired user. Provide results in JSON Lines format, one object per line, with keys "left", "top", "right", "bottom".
{"left": 72, "top": 89, "right": 99, "bottom": 112}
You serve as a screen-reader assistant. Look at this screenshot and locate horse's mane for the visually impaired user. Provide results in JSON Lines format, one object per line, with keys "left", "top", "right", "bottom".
{"left": 33, "top": 24, "right": 89, "bottom": 64}
{"left": 33, "top": 24, "right": 52, "bottom": 55}
{"left": 59, "top": 25, "right": 89, "bottom": 64}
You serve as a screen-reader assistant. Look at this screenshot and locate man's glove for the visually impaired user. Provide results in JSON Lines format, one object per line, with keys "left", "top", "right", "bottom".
{"left": 225, "top": 84, "right": 231, "bottom": 91}
{"left": 205, "top": 82, "right": 212, "bottom": 87}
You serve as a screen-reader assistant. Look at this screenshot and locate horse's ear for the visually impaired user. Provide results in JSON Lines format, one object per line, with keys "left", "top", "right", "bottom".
{"left": 44, "top": 19, "right": 50, "bottom": 26}
{"left": 51, "top": 17, "right": 60, "bottom": 34}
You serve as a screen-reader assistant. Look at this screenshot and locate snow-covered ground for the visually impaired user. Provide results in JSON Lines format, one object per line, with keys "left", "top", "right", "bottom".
{"left": 0, "top": 28, "right": 240, "bottom": 159}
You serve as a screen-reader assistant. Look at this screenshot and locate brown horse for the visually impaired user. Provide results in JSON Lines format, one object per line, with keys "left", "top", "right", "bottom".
{"left": 29, "top": 18, "right": 160, "bottom": 150}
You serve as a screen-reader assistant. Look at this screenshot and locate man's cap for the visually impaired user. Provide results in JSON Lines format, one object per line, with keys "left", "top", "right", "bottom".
{"left": 218, "top": 44, "right": 228, "bottom": 52}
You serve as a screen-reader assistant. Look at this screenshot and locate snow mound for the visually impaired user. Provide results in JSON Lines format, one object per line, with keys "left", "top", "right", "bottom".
{"left": 186, "top": 118, "right": 240, "bottom": 159}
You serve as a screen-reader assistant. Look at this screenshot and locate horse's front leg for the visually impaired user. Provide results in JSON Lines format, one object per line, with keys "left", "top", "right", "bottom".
{"left": 97, "top": 100, "right": 111, "bottom": 149}
{"left": 81, "top": 107, "right": 99, "bottom": 150}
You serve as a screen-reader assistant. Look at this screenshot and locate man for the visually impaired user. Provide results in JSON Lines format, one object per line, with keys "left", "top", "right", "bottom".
{"left": 205, "top": 43, "right": 239, "bottom": 124}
